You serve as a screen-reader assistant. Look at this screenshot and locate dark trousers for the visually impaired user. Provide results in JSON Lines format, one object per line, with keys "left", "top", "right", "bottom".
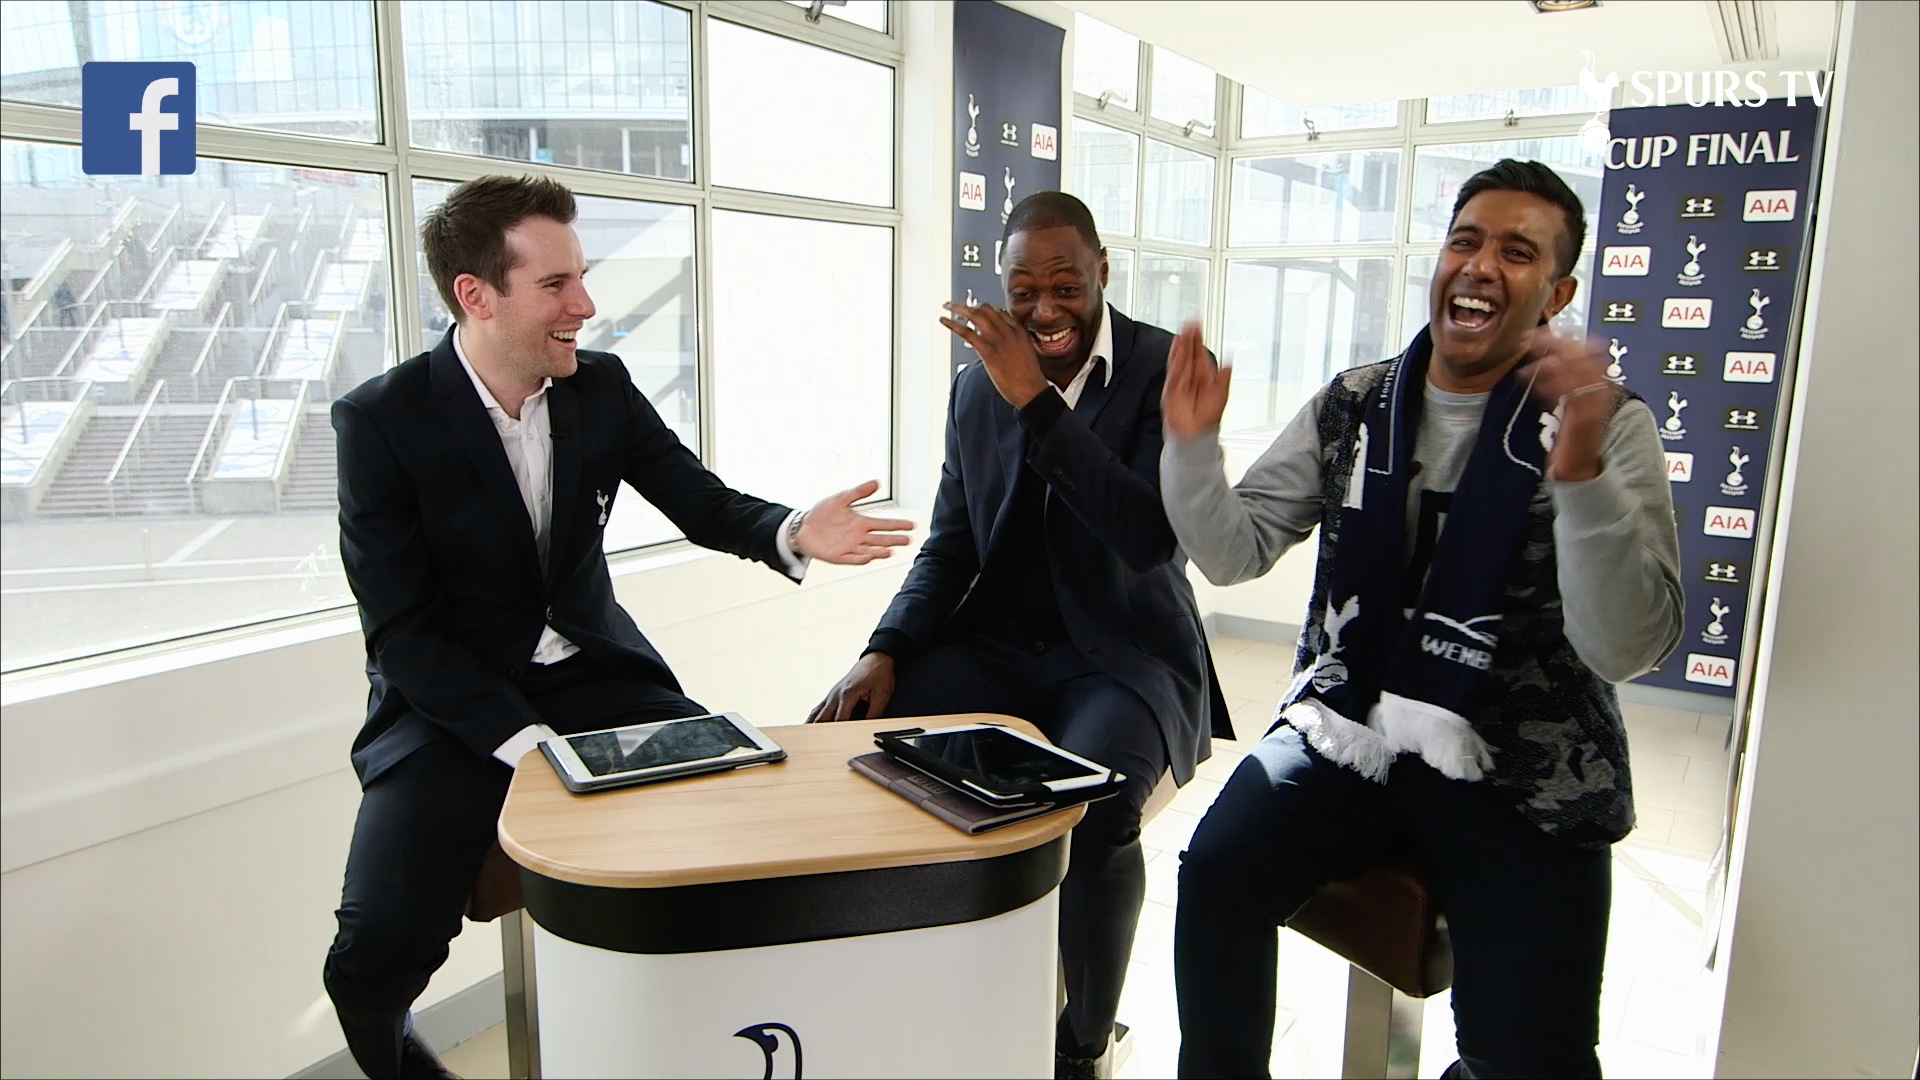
{"left": 1175, "top": 725, "right": 1611, "bottom": 1079}
{"left": 883, "top": 629, "right": 1171, "bottom": 1058}
{"left": 323, "top": 653, "right": 705, "bottom": 1079}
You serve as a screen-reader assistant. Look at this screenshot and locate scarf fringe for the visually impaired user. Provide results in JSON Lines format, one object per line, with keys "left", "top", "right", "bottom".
{"left": 1283, "top": 700, "right": 1395, "bottom": 783}
{"left": 1370, "top": 691, "right": 1495, "bottom": 782}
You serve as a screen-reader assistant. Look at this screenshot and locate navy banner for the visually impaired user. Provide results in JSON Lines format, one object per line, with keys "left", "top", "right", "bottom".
{"left": 1587, "top": 99, "right": 1822, "bottom": 697}
{"left": 951, "top": 1, "right": 1064, "bottom": 377}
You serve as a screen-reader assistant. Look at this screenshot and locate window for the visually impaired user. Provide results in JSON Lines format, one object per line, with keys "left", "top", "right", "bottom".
{"left": 1071, "top": 12, "right": 1138, "bottom": 110}
{"left": 1149, "top": 48, "right": 1217, "bottom": 134}
{"left": 1229, "top": 149, "right": 1402, "bottom": 247}
{"left": 0, "top": 0, "right": 379, "bottom": 142}
{"left": 0, "top": 142, "right": 387, "bottom": 670}
{"left": 1222, "top": 257, "right": 1395, "bottom": 438}
{"left": 1426, "top": 85, "right": 1590, "bottom": 124}
{"left": 706, "top": 19, "right": 894, "bottom": 206}
{"left": 404, "top": 0, "right": 692, "bottom": 180}
{"left": 0, "top": 1, "right": 900, "bottom": 674}
{"left": 1142, "top": 140, "right": 1213, "bottom": 246}
{"left": 710, "top": 211, "right": 892, "bottom": 509}
{"left": 781, "top": 0, "right": 888, "bottom": 33}
{"left": 1409, "top": 136, "right": 1603, "bottom": 243}
{"left": 1069, "top": 118, "right": 1138, "bottom": 240}
{"left": 1135, "top": 254, "right": 1209, "bottom": 332}
{"left": 1104, "top": 248, "right": 1134, "bottom": 316}
{"left": 1241, "top": 89, "right": 1397, "bottom": 139}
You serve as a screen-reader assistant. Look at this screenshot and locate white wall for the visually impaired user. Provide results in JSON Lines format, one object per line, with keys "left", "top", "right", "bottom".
{"left": 1706, "top": 2, "right": 1920, "bottom": 1076}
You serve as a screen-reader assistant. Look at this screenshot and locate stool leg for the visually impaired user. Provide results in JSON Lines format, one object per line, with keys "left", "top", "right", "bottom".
{"left": 502, "top": 910, "right": 541, "bottom": 1080}
{"left": 1339, "top": 966, "right": 1424, "bottom": 1080}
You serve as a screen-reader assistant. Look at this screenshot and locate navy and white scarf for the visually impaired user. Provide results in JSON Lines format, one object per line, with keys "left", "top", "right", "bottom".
{"left": 1285, "top": 329, "right": 1554, "bottom": 783}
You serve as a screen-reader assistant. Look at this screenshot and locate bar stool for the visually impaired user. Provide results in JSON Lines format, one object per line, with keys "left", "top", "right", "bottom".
{"left": 465, "top": 841, "right": 540, "bottom": 1080}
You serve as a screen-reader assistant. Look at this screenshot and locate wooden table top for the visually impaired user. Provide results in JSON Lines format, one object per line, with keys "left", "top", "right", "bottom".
{"left": 497, "top": 714, "right": 1086, "bottom": 889}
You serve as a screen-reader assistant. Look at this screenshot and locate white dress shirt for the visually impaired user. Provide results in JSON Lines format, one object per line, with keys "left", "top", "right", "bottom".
{"left": 453, "top": 328, "right": 809, "bottom": 767}
{"left": 1054, "top": 302, "right": 1118, "bottom": 409}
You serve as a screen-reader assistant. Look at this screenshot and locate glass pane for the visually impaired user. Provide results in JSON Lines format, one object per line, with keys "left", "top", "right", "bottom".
{"left": 1135, "top": 254, "right": 1207, "bottom": 332}
{"left": 1409, "top": 137, "right": 1603, "bottom": 245}
{"left": 1072, "top": 12, "right": 1138, "bottom": 109}
{"left": 707, "top": 18, "right": 893, "bottom": 206}
{"left": 1241, "top": 88, "right": 1397, "bottom": 139}
{"left": 0, "top": 140, "right": 392, "bottom": 672}
{"left": 404, "top": 0, "right": 692, "bottom": 181}
{"left": 1105, "top": 248, "right": 1134, "bottom": 318}
{"left": 782, "top": 0, "right": 888, "bottom": 32}
{"left": 0, "top": 0, "right": 378, "bottom": 142}
{"left": 1229, "top": 149, "right": 1401, "bottom": 247}
{"left": 1426, "top": 84, "right": 1590, "bottom": 124}
{"left": 1143, "top": 140, "right": 1213, "bottom": 246}
{"left": 1400, "top": 248, "right": 1594, "bottom": 347}
{"left": 411, "top": 181, "right": 696, "bottom": 553}
{"left": 1149, "top": 47, "right": 1216, "bottom": 132}
{"left": 1222, "top": 257, "right": 1395, "bottom": 440}
{"left": 1068, "top": 118, "right": 1137, "bottom": 240}
{"left": 711, "top": 211, "right": 891, "bottom": 510}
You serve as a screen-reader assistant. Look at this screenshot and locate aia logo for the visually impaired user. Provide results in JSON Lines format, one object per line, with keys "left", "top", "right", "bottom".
{"left": 735, "top": 1023, "right": 803, "bottom": 1079}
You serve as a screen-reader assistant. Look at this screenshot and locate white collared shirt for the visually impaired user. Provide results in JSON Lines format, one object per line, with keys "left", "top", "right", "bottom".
{"left": 1056, "top": 302, "right": 1117, "bottom": 409}
{"left": 454, "top": 327, "right": 808, "bottom": 767}
{"left": 453, "top": 326, "right": 579, "bottom": 668}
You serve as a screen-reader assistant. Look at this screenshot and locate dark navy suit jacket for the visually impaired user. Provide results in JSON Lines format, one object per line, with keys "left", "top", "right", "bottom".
{"left": 332, "top": 332, "right": 794, "bottom": 786}
{"left": 871, "top": 308, "right": 1233, "bottom": 784}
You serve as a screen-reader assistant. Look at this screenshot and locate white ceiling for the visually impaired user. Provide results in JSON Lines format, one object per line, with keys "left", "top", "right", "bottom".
{"left": 1053, "top": 0, "right": 1839, "bottom": 106}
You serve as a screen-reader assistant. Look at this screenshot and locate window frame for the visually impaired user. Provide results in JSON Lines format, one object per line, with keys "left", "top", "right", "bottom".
{"left": 0, "top": 0, "right": 904, "bottom": 675}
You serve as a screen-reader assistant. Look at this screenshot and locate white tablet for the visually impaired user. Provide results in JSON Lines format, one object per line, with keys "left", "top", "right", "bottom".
{"left": 539, "top": 712, "right": 786, "bottom": 793}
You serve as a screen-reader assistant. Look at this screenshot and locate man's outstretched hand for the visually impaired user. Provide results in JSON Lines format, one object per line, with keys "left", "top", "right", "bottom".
{"left": 794, "top": 480, "right": 914, "bottom": 565}
{"left": 1161, "top": 321, "right": 1231, "bottom": 441}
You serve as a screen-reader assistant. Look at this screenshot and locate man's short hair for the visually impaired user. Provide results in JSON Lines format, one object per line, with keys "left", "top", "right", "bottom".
{"left": 420, "top": 175, "right": 578, "bottom": 319}
{"left": 1002, "top": 190, "right": 1103, "bottom": 252}
{"left": 1448, "top": 159, "right": 1586, "bottom": 278}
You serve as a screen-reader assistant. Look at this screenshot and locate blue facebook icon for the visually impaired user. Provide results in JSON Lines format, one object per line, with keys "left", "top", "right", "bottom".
{"left": 82, "top": 62, "right": 197, "bottom": 176}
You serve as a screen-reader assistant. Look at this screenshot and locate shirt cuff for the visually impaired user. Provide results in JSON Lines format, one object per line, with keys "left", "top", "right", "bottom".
{"left": 1017, "top": 388, "right": 1069, "bottom": 441}
{"left": 864, "top": 628, "right": 915, "bottom": 661}
{"left": 493, "top": 723, "right": 558, "bottom": 769}
{"left": 775, "top": 508, "right": 811, "bottom": 581}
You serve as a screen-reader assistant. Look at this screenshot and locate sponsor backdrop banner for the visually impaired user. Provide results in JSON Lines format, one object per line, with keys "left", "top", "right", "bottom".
{"left": 1588, "top": 99, "right": 1821, "bottom": 696}
{"left": 952, "top": 1, "right": 1064, "bottom": 377}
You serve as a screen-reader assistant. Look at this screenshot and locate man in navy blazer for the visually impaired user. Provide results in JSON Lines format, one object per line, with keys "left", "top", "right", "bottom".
{"left": 325, "top": 174, "right": 911, "bottom": 1079}
{"left": 811, "top": 191, "right": 1232, "bottom": 1079}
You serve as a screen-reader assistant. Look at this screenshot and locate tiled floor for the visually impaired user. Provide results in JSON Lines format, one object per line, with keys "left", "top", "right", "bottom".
{"left": 445, "top": 635, "right": 1731, "bottom": 1079}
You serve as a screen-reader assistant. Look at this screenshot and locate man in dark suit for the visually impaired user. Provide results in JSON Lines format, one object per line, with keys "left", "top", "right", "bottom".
{"left": 324, "top": 174, "right": 912, "bottom": 1079}
{"left": 809, "top": 191, "right": 1232, "bottom": 1080}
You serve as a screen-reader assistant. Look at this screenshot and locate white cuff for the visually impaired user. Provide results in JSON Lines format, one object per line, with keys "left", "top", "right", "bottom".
{"left": 493, "top": 723, "right": 559, "bottom": 768}
{"left": 775, "top": 508, "right": 811, "bottom": 581}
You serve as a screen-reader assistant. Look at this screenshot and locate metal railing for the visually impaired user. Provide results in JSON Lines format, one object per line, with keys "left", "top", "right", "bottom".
{"left": 103, "top": 378, "right": 169, "bottom": 513}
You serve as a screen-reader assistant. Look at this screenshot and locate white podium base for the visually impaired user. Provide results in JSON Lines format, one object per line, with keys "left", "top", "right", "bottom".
{"left": 534, "top": 888, "right": 1060, "bottom": 1078}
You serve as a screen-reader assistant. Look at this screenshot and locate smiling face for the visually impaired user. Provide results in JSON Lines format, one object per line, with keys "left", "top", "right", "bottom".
{"left": 1429, "top": 189, "right": 1579, "bottom": 386}
{"left": 1002, "top": 224, "right": 1108, "bottom": 382}
{"left": 456, "top": 214, "right": 595, "bottom": 389}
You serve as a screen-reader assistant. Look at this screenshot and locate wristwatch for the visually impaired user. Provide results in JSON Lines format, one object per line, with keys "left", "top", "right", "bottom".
{"left": 786, "top": 509, "right": 808, "bottom": 555}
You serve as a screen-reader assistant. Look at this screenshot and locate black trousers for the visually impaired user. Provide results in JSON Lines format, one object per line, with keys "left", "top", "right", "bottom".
{"left": 883, "top": 628, "right": 1171, "bottom": 1057}
{"left": 1174, "top": 724, "right": 1612, "bottom": 1079}
{"left": 322, "top": 652, "right": 705, "bottom": 1079}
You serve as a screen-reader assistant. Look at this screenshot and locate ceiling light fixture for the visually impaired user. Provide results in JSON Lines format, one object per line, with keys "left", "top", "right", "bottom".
{"left": 1531, "top": 0, "right": 1601, "bottom": 12}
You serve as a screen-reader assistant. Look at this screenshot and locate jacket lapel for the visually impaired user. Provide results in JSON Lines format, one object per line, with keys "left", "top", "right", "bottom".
{"left": 428, "top": 333, "right": 541, "bottom": 575}
{"left": 544, "top": 378, "right": 582, "bottom": 585}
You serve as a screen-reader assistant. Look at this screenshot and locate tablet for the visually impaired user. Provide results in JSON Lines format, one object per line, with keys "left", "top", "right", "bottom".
{"left": 539, "top": 712, "right": 786, "bottom": 793}
{"left": 875, "top": 722, "right": 1119, "bottom": 805}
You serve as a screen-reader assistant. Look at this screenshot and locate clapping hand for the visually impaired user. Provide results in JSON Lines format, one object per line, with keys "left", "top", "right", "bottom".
{"left": 1161, "top": 321, "right": 1231, "bottom": 440}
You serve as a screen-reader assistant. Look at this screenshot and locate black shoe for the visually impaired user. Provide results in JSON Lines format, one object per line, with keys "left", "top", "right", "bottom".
{"left": 398, "top": 1030, "right": 461, "bottom": 1080}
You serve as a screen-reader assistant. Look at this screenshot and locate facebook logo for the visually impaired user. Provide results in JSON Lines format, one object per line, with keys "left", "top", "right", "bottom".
{"left": 82, "top": 62, "right": 196, "bottom": 176}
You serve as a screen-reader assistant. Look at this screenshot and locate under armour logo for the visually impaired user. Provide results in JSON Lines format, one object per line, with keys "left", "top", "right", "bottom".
{"left": 1664, "top": 354, "right": 1697, "bottom": 374}
{"left": 1607, "top": 301, "right": 1635, "bottom": 319}
{"left": 960, "top": 243, "right": 981, "bottom": 267}
{"left": 1687, "top": 197, "right": 1714, "bottom": 214}
{"left": 1708, "top": 563, "right": 1738, "bottom": 581}
{"left": 1000, "top": 122, "right": 1018, "bottom": 143}
{"left": 1728, "top": 409, "right": 1758, "bottom": 426}
{"left": 1746, "top": 249, "right": 1779, "bottom": 268}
